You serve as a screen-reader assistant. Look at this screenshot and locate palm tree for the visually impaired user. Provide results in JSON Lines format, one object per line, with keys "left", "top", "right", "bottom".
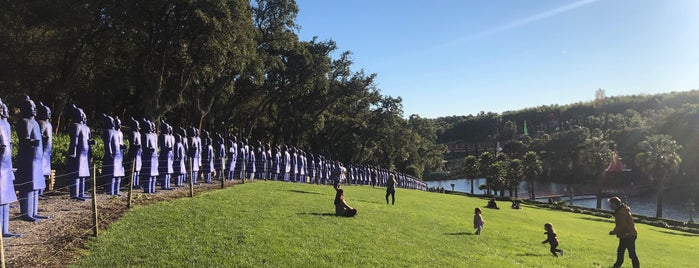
{"left": 635, "top": 134, "right": 682, "bottom": 218}
{"left": 463, "top": 155, "right": 479, "bottom": 194}
{"left": 522, "top": 151, "right": 543, "bottom": 200}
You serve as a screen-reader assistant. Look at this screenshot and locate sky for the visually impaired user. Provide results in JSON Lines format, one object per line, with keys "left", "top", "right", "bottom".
{"left": 294, "top": 0, "right": 699, "bottom": 118}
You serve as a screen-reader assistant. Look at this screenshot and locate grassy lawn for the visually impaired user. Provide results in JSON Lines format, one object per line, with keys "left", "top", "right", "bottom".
{"left": 72, "top": 181, "right": 698, "bottom": 267}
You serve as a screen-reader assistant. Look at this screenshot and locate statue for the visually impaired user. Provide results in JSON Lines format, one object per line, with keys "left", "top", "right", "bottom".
{"left": 158, "top": 120, "right": 174, "bottom": 190}
{"left": 282, "top": 145, "right": 291, "bottom": 182}
{"left": 128, "top": 117, "right": 142, "bottom": 189}
{"left": 15, "top": 96, "right": 48, "bottom": 221}
{"left": 200, "top": 130, "right": 214, "bottom": 183}
{"left": 36, "top": 102, "right": 52, "bottom": 197}
{"left": 225, "top": 136, "right": 237, "bottom": 181}
{"left": 188, "top": 127, "right": 201, "bottom": 184}
{"left": 0, "top": 98, "right": 21, "bottom": 237}
{"left": 271, "top": 145, "right": 281, "bottom": 181}
{"left": 173, "top": 128, "right": 188, "bottom": 187}
{"left": 235, "top": 137, "right": 246, "bottom": 180}
{"left": 113, "top": 116, "right": 126, "bottom": 195}
{"left": 245, "top": 138, "right": 255, "bottom": 181}
{"left": 214, "top": 133, "right": 225, "bottom": 181}
{"left": 140, "top": 119, "right": 158, "bottom": 193}
{"left": 67, "top": 104, "right": 92, "bottom": 201}
{"left": 255, "top": 142, "right": 267, "bottom": 181}
{"left": 101, "top": 114, "right": 124, "bottom": 196}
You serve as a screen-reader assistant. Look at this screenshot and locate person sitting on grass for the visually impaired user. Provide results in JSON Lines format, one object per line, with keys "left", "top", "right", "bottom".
{"left": 334, "top": 188, "right": 357, "bottom": 217}
{"left": 486, "top": 198, "right": 499, "bottom": 209}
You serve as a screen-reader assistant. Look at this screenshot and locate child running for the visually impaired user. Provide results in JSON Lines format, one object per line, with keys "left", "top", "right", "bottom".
{"left": 541, "top": 223, "right": 565, "bottom": 257}
{"left": 473, "top": 207, "right": 485, "bottom": 235}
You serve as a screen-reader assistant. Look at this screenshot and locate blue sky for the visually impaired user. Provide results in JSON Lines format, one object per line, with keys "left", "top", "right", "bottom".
{"left": 295, "top": 0, "right": 699, "bottom": 118}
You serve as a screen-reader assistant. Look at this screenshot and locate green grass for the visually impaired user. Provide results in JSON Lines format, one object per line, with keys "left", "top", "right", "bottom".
{"left": 73, "top": 182, "right": 698, "bottom": 267}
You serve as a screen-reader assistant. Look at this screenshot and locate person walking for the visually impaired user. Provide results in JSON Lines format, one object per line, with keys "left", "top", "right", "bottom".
{"left": 386, "top": 174, "right": 397, "bottom": 205}
{"left": 608, "top": 196, "right": 639, "bottom": 268}
{"left": 473, "top": 207, "right": 485, "bottom": 235}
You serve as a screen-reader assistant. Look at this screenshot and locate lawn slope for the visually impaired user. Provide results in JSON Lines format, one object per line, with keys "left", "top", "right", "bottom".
{"left": 73, "top": 181, "right": 698, "bottom": 267}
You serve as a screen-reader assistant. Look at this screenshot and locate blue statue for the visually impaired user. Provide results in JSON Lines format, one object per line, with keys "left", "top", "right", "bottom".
{"left": 214, "top": 133, "right": 225, "bottom": 181}
{"left": 200, "top": 130, "right": 214, "bottom": 184}
{"left": 158, "top": 120, "right": 174, "bottom": 190}
{"left": 235, "top": 137, "right": 246, "bottom": 180}
{"left": 244, "top": 138, "right": 255, "bottom": 181}
{"left": 225, "top": 136, "right": 237, "bottom": 181}
{"left": 113, "top": 116, "right": 126, "bottom": 194}
{"left": 36, "top": 102, "right": 52, "bottom": 196}
{"left": 128, "top": 117, "right": 142, "bottom": 189}
{"left": 101, "top": 114, "right": 124, "bottom": 196}
{"left": 282, "top": 145, "right": 291, "bottom": 182}
{"left": 255, "top": 142, "right": 267, "bottom": 181}
{"left": 16, "top": 96, "right": 48, "bottom": 221}
{"left": 173, "top": 128, "right": 187, "bottom": 187}
{"left": 188, "top": 127, "right": 201, "bottom": 184}
{"left": 67, "top": 104, "right": 92, "bottom": 201}
{"left": 0, "top": 98, "right": 20, "bottom": 237}
{"left": 140, "top": 119, "right": 158, "bottom": 193}
{"left": 271, "top": 145, "right": 281, "bottom": 181}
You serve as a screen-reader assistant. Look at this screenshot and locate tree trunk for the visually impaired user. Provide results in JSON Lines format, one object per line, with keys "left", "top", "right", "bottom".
{"left": 530, "top": 179, "right": 536, "bottom": 200}
{"left": 656, "top": 180, "right": 665, "bottom": 218}
{"left": 470, "top": 179, "right": 474, "bottom": 194}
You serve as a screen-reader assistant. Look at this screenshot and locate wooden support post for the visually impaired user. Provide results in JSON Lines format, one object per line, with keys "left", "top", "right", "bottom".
{"left": 91, "top": 165, "right": 99, "bottom": 237}
{"left": 127, "top": 161, "right": 135, "bottom": 208}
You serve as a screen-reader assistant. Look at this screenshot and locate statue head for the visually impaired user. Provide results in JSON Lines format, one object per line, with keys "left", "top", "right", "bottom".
{"left": 174, "top": 131, "right": 181, "bottom": 143}
{"left": 230, "top": 135, "right": 237, "bottom": 143}
{"left": 0, "top": 98, "right": 8, "bottom": 119}
{"left": 160, "top": 119, "right": 172, "bottom": 134}
{"left": 37, "top": 101, "right": 51, "bottom": 120}
{"left": 113, "top": 116, "right": 122, "bottom": 130}
{"left": 141, "top": 118, "right": 152, "bottom": 133}
{"left": 71, "top": 104, "right": 85, "bottom": 123}
{"left": 20, "top": 95, "right": 37, "bottom": 118}
{"left": 178, "top": 127, "right": 187, "bottom": 138}
{"left": 102, "top": 113, "right": 114, "bottom": 129}
{"left": 129, "top": 117, "right": 140, "bottom": 131}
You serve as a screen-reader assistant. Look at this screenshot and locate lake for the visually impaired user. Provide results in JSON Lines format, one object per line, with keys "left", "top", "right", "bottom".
{"left": 426, "top": 178, "right": 698, "bottom": 222}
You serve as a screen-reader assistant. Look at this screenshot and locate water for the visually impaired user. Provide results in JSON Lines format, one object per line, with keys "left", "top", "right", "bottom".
{"left": 427, "top": 178, "right": 697, "bottom": 222}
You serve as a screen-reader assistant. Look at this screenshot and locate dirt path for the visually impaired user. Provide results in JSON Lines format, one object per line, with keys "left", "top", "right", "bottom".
{"left": 3, "top": 180, "right": 237, "bottom": 268}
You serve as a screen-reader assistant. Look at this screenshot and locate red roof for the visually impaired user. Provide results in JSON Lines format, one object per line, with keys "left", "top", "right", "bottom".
{"left": 605, "top": 151, "right": 631, "bottom": 173}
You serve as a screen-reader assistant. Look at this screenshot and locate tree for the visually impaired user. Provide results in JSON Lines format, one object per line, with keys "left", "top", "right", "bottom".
{"left": 478, "top": 151, "right": 495, "bottom": 195}
{"left": 634, "top": 134, "right": 682, "bottom": 218}
{"left": 463, "top": 155, "right": 478, "bottom": 194}
{"left": 522, "top": 151, "right": 543, "bottom": 200}
{"left": 506, "top": 158, "right": 523, "bottom": 197}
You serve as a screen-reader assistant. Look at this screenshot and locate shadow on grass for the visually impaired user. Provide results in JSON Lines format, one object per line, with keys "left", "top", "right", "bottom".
{"left": 579, "top": 216, "right": 613, "bottom": 223}
{"left": 287, "top": 189, "right": 324, "bottom": 195}
{"left": 516, "top": 253, "right": 546, "bottom": 257}
{"left": 653, "top": 229, "right": 699, "bottom": 237}
{"left": 299, "top": 212, "right": 337, "bottom": 217}
{"left": 445, "top": 232, "right": 474, "bottom": 236}
{"left": 354, "top": 199, "right": 384, "bottom": 204}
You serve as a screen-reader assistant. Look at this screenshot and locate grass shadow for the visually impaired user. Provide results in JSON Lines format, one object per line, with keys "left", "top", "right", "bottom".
{"left": 299, "top": 212, "right": 337, "bottom": 217}
{"left": 445, "top": 232, "right": 474, "bottom": 236}
{"left": 287, "top": 189, "right": 324, "bottom": 195}
{"left": 579, "top": 216, "right": 613, "bottom": 223}
{"left": 354, "top": 199, "right": 384, "bottom": 204}
{"left": 654, "top": 229, "right": 699, "bottom": 237}
{"left": 516, "top": 253, "right": 546, "bottom": 257}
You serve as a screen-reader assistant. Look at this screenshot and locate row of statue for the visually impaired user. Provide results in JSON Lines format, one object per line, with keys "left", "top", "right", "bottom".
{"left": 0, "top": 96, "right": 426, "bottom": 238}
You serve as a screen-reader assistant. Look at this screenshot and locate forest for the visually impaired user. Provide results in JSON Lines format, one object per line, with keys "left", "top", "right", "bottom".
{"left": 0, "top": 0, "right": 445, "bottom": 178}
{"left": 433, "top": 89, "right": 697, "bottom": 217}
